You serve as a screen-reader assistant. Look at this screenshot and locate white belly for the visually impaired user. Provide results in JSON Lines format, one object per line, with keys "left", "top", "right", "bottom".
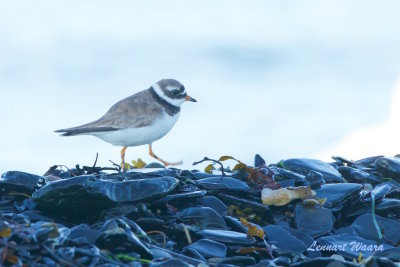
{"left": 92, "top": 113, "right": 179, "bottom": 146}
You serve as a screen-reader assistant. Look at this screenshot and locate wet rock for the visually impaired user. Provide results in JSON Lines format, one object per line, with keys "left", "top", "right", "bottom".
{"left": 223, "top": 215, "right": 247, "bottom": 233}
{"left": 374, "top": 247, "right": 400, "bottom": 262}
{"left": 156, "top": 190, "right": 206, "bottom": 206}
{"left": 144, "top": 162, "right": 165, "bottom": 169}
{"left": 263, "top": 225, "right": 307, "bottom": 253}
{"left": 375, "top": 157, "right": 400, "bottom": 180}
{"left": 332, "top": 156, "right": 354, "bottom": 166}
{"left": 272, "top": 256, "right": 291, "bottom": 266}
{"left": 197, "top": 229, "right": 255, "bottom": 245}
{"left": 337, "top": 213, "right": 400, "bottom": 245}
{"left": 68, "top": 224, "right": 101, "bottom": 245}
{"left": 136, "top": 218, "right": 165, "bottom": 232}
{"left": 185, "top": 238, "right": 227, "bottom": 258}
{"left": 305, "top": 170, "right": 325, "bottom": 189}
{"left": 338, "top": 166, "right": 383, "bottom": 185}
{"left": 148, "top": 244, "right": 206, "bottom": 266}
{"left": 271, "top": 168, "right": 306, "bottom": 186}
{"left": 192, "top": 172, "right": 213, "bottom": 180}
{"left": 250, "top": 259, "right": 279, "bottom": 267}
{"left": 355, "top": 155, "right": 384, "bottom": 169}
{"left": 197, "top": 176, "right": 250, "bottom": 192}
{"left": 123, "top": 169, "right": 179, "bottom": 179}
{"left": 211, "top": 256, "right": 257, "bottom": 266}
{"left": 280, "top": 226, "right": 321, "bottom": 258}
{"left": 95, "top": 226, "right": 153, "bottom": 259}
{"left": 5, "top": 156, "right": 400, "bottom": 266}
{"left": 33, "top": 175, "right": 178, "bottom": 220}
{"left": 0, "top": 171, "right": 43, "bottom": 193}
{"left": 181, "top": 247, "right": 206, "bottom": 262}
{"left": 279, "top": 158, "right": 345, "bottom": 183}
{"left": 294, "top": 203, "right": 333, "bottom": 238}
{"left": 315, "top": 183, "right": 362, "bottom": 212}
{"left": 149, "top": 258, "right": 189, "bottom": 267}
{"left": 176, "top": 207, "right": 227, "bottom": 230}
{"left": 218, "top": 193, "right": 275, "bottom": 225}
{"left": 196, "top": 196, "right": 227, "bottom": 216}
{"left": 290, "top": 257, "right": 359, "bottom": 267}
{"left": 255, "top": 154, "right": 266, "bottom": 167}
{"left": 375, "top": 198, "right": 400, "bottom": 219}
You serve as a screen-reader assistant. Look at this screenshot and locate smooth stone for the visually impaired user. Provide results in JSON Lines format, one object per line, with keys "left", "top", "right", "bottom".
{"left": 279, "top": 158, "right": 344, "bottom": 183}
{"left": 281, "top": 226, "right": 321, "bottom": 258}
{"left": 0, "top": 171, "right": 43, "bottom": 193}
{"left": 196, "top": 196, "right": 227, "bottom": 216}
{"left": 156, "top": 190, "right": 207, "bottom": 205}
{"left": 332, "top": 156, "right": 354, "bottom": 166}
{"left": 263, "top": 225, "right": 307, "bottom": 253}
{"left": 290, "top": 257, "right": 359, "bottom": 267}
{"left": 255, "top": 154, "right": 266, "bottom": 167}
{"left": 375, "top": 157, "right": 400, "bottom": 180}
{"left": 144, "top": 162, "right": 165, "bottom": 169}
{"left": 192, "top": 172, "right": 213, "bottom": 179}
{"left": 148, "top": 244, "right": 205, "bottom": 266}
{"left": 136, "top": 218, "right": 165, "bottom": 232}
{"left": 212, "top": 256, "right": 256, "bottom": 266}
{"left": 197, "top": 176, "right": 250, "bottom": 192}
{"left": 315, "top": 183, "right": 362, "bottom": 212}
{"left": 186, "top": 238, "right": 227, "bottom": 258}
{"left": 181, "top": 247, "right": 206, "bottom": 262}
{"left": 223, "top": 216, "right": 247, "bottom": 233}
{"left": 149, "top": 259, "right": 189, "bottom": 267}
{"left": 338, "top": 166, "right": 383, "bottom": 185}
{"left": 374, "top": 247, "right": 400, "bottom": 261}
{"left": 197, "top": 229, "right": 255, "bottom": 245}
{"left": 95, "top": 227, "right": 153, "bottom": 259}
{"left": 218, "top": 193, "right": 274, "bottom": 224}
{"left": 294, "top": 203, "right": 333, "bottom": 238}
{"left": 362, "top": 182, "right": 393, "bottom": 202}
{"left": 305, "top": 170, "right": 325, "bottom": 189}
{"left": 351, "top": 214, "right": 400, "bottom": 244}
{"left": 32, "top": 175, "right": 178, "bottom": 219}
{"left": 354, "top": 155, "right": 384, "bottom": 168}
{"left": 20, "top": 211, "right": 54, "bottom": 223}
{"left": 278, "top": 179, "right": 295, "bottom": 188}
{"left": 272, "top": 167, "right": 306, "bottom": 185}
{"left": 176, "top": 207, "right": 227, "bottom": 230}
{"left": 376, "top": 198, "right": 400, "bottom": 219}
{"left": 123, "top": 169, "right": 179, "bottom": 178}
{"left": 249, "top": 259, "right": 278, "bottom": 267}
{"left": 68, "top": 224, "right": 101, "bottom": 244}
{"left": 272, "top": 256, "right": 291, "bottom": 267}
{"left": 150, "top": 248, "right": 173, "bottom": 260}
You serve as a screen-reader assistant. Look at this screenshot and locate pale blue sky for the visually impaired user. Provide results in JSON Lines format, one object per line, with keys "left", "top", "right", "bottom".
{"left": 1, "top": 1, "right": 400, "bottom": 174}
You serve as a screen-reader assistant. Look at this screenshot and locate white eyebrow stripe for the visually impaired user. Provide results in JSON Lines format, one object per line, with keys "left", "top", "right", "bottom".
{"left": 152, "top": 83, "right": 182, "bottom": 107}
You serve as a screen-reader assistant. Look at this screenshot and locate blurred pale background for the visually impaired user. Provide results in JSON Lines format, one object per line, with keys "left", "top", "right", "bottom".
{"left": 1, "top": 1, "right": 400, "bottom": 175}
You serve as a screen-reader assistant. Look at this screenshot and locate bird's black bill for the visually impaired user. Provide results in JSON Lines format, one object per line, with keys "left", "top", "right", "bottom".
{"left": 185, "top": 95, "right": 197, "bottom": 102}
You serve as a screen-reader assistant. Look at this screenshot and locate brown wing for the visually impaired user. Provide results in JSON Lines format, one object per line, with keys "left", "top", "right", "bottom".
{"left": 55, "top": 89, "right": 163, "bottom": 135}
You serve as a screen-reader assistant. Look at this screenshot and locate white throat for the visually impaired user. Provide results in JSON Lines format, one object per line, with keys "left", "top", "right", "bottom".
{"left": 152, "top": 83, "right": 184, "bottom": 107}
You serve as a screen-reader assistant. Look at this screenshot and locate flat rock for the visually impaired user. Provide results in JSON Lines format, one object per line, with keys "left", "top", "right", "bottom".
{"left": 32, "top": 175, "right": 178, "bottom": 219}
{"left": 0, "top": 171, "right": 43, "bottom": 193}
{"left": 280, "top": 158, "right": 344, "bottom": 183}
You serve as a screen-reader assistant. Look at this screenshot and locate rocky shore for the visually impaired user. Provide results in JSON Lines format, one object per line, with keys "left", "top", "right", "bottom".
{"left": 1, "top": 155, "right": 400, "bottom": 266}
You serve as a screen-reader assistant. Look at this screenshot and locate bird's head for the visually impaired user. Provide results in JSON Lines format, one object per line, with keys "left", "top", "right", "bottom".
{"left": 151, "top": 79, "right": 197, "bottom": 107}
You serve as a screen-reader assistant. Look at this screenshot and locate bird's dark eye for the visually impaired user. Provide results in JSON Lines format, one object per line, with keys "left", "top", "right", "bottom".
{"left": 171, "top": 90, "right": 180, "bottom": 95}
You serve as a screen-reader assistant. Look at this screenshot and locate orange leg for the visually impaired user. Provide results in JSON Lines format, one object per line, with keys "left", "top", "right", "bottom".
{"left": 120, "top": 146, "right": 128, "bottom": 171}
{"left": 148, "top": 143, "right": 182, "bottom": 166}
